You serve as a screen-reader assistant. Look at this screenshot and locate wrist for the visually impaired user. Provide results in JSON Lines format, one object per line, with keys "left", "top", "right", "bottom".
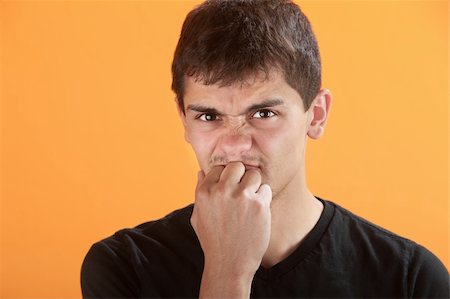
{"left": 203, "top": 259, "right": 256, "bottom": 283}
{"left": 200, "top": 263, "right": 255, "bottom": 298}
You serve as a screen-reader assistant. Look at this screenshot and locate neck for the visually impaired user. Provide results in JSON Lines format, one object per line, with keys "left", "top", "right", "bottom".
{"left": 261, "top": 170, "right": 323, "bottom": 269}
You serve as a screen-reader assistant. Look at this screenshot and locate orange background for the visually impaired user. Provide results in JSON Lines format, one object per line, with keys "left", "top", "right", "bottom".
{"left": 1, "top": 1, "right": 448, "bottom": 298}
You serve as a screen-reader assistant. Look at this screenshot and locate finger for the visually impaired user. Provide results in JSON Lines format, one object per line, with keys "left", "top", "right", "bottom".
{"left": 202, "top": 165, "right": 225, "bottom": 186}
{"left": 239, "top": 169, "right": 262, "bottom": 194}
{"left": 256, "top": 183, "right": 272, "bottom": 204}
{"left": 219, "top": 161, "right": 246, "bottom": 185}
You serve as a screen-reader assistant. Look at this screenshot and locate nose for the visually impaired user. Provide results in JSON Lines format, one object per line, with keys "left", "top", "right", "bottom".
{"left": 216, "top": 129, "right": 252, "bottom": 159}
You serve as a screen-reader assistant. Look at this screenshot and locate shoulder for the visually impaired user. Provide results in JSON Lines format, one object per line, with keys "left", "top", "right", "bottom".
{"left": 129, "top": 203, "right": 195, "bottom": 241}
{"left": 328, "top": 200, "right": 414, "bottom": 247}
{"left": 81, "top": 235, "right": 141, "bottom": 297}
{"left": 90, "top": 203, "right": 196, "bottom": 259}
{"left": 323, "top": 199, "right": 449, "bottom": 297}
{"left": 81, "top": 203, "right": 198, "bottom": 298}
{"left": 112, "top": 203, "right": 197, "bottom": 250}
{"left": 326, "top": 200, "right": 442, "bottom": 260}
{"left": 406, "top": 241, "right": 449, "bottom": 297}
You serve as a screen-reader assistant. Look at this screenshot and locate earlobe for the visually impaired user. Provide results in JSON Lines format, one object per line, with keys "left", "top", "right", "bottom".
{"left": 307, "top": 89, "right": 332, "bottom": 140}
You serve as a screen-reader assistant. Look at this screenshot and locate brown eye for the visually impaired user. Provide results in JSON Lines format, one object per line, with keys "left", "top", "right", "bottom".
{"left": 199, "top": 113, "right": 217, "bottom": 121}
{"left": 252, "top": 109, "right": 275, "bottom": 119}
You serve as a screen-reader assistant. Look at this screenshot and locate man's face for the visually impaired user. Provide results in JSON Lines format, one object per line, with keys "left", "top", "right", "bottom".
{"left": 178, "top": 70, "right": 315, "bottom": 198}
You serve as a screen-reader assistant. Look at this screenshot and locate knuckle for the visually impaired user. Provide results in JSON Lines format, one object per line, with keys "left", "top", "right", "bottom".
{"left": 258, "top": 184, "right": 271, "bottom": 196}
{"left": 232, "top": 187, "right": 252, "bottom": 201}
{"left": 214, "top": 183, "right": 228, "bottom": 195}
{"left": 242, "top": 187, "right": 256, "bottom": 199}
{"left": 233, "top": 192, "right": 246, "bottom": 202}
{"left": 196, "top": 188, "right": 208, "bottom": 200}
{"left": 250, "top": 198, "right": 264, "bottom": 211}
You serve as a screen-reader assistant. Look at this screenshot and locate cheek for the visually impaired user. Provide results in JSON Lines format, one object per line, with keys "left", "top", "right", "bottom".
{"left": 258, "top": 122, "right": 307, "bottom": 192}
{"left": 187, "top": 129, "right": 218, "bottom": 166}
{"left": 256, "top": 121, "right": 305, "bottom": 156}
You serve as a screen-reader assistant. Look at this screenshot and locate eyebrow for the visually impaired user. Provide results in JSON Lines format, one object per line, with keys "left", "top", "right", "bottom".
{"left": 186, "top": 98, "right": 285, "bottom": 116}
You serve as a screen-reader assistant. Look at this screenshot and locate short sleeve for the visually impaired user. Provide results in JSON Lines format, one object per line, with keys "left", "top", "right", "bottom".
{"left": 80, "top": 240, "right": 140, "bottom": 298}
{"left": 408, "top": 243, "right": 449, "bottom": 298}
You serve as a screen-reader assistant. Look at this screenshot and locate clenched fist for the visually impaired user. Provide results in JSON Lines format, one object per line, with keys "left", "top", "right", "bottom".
{"left": 190, "top": 162, "right": 272, "bottom": 297}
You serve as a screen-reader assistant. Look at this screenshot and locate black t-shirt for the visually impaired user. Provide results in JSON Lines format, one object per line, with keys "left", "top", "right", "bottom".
{"left": 81, "top": 197, "right": 449, "bottom": 298}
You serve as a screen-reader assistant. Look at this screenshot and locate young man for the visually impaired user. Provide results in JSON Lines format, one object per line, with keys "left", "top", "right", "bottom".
{"left": 81, "top": 0, "right": 449, "bottom": 298}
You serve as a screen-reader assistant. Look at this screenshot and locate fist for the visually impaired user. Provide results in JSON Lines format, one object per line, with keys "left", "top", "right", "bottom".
{"left": 190, "top": 162, "right": 272, "bottom": 278}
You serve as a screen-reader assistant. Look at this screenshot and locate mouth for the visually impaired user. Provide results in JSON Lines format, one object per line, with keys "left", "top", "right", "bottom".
{"left": 212, "top": 162, "right": 260, "bottom": 171}
{"left": 243, "top": 164, "right": 260, "bottom": 171}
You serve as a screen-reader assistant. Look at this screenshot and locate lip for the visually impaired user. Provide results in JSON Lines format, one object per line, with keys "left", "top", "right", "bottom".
{"left": 213, "top": 163, "right": 260, "bottom": 170}
{"left": 243, "top": 164, "right": 260, "bottom": 170}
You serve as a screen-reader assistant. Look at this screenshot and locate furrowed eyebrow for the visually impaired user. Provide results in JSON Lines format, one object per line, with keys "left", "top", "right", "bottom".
{"left": 186, "top": 105, "right": 224, "bottom": 116}
{"left": 245, "top": 99, "right": 285, "bottom": 113}
{"left": 186, "top": 98, "right": 285, "bottom": 116}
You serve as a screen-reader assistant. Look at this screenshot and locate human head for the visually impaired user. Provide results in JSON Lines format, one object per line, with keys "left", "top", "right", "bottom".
{"left": 171, "top": 0, "right": 322, "bottom": 114}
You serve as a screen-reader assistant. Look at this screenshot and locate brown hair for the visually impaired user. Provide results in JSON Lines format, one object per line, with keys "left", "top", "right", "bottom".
{"left": 171, "top": 0, "right": 321, "bottom": 113}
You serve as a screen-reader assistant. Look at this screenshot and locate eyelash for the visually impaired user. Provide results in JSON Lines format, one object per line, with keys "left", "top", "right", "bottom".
{"left": 196, "top": 109, "right": 277, "bottom": 122}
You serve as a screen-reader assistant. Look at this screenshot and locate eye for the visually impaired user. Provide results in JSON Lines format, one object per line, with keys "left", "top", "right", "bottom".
{"left": 252, "top": 109, "right": 276, "bottom": 119}
{"left": 197, "top": 113, "right": 219, "bottom": 121}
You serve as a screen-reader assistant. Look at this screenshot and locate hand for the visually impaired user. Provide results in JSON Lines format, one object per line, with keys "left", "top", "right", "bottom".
{"left": 190, "top": 162, "right": 272, "bottom": 282}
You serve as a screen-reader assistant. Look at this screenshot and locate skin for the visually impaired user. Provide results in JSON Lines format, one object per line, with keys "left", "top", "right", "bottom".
{"left": 177, "top": 69, "right": 332, "bottom": 298}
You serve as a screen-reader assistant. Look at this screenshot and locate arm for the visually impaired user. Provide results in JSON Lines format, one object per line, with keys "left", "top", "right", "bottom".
{"left": 81, "top": 241, "right": 140, "bottom": 298}
{"left": 408, "top": 243, "right": 449, "bottom": 298}
{"left": 190, "top": 162, "right": 272, "bottom": 299}
{"left": 199, "top": 265, "right": 254, "bottom": 299}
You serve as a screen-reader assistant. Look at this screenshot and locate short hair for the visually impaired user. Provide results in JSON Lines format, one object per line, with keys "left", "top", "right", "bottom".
{"left": 171, "top": 0, "right": 321, "bottom": 113}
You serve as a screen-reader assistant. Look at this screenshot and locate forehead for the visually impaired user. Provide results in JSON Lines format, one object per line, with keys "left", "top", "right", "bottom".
{"left": 183, "top": 70, "right": 303, "bottom": 110}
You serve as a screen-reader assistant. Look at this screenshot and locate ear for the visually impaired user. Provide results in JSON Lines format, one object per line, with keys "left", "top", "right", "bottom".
{"left": 306, "top": 89, "right": 332, "bottom": 140}
{"left": 175, "top": 99, "right": 191, "bottom": 143}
